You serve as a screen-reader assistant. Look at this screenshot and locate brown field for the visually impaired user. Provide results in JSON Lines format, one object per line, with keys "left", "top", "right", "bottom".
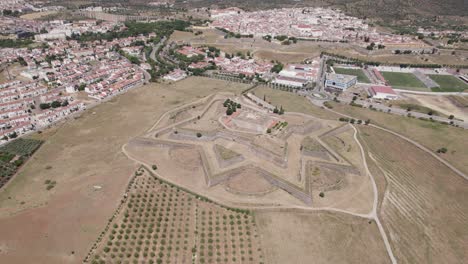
{"left": 89, "top": 167, "right": 264, "bottom": 264}
{"left": 330, "top": 102, "right": 468, "bottom": 176}
{"left": 0, "top": 70, "right": 10, "bottom": 84}
{"left": 214, "top": 145, "right": 241, "bottom": 161}
{"left": 255, "top": 210, "right": 391, "bottom": 264}
{"left": 181, "top": 32, "right": 467, "bottom": 65}
{"left": 169, "top": 30, "right": 197, "bottom": 43}
{"left": 170, "top": 28, "right": 225, "bottom": 45}
{"left": 20, "top": 11, "right": 58, "bottom": 20}
{"left": 401, "top": 94, "right": 467, "bottom": 120}
{"left": 0, "top": 63, "right": 30, "bottom": 83}
{"left": 252, "top": 86, "right": 339, "bottom": 120}
{"left": 448, "top": 95, "right": 468, "bottom": 108}
{"left": 0, "top": 77, "right": 249, "bottom": 263}
{"left": 330, "top": 47, "right": 468, "bottom": 66}
{"left": 358, "top": 125, "right": 468, "bottom": 263}
{"left": 253, "top": 50, "right": 318, "bottom": 63}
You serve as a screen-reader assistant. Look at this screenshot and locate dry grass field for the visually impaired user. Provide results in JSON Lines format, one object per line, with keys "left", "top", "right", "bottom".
{"left": 20, "top": 11, "right": 58, "bottom": 20}
{"left": 330, "top": 102, "right": 468, "bottom": 176}
{"left": 0, "top": 63, "right": 30, "bottom": 83}
{"left": 253, "top": 50, "right": 318, "bottom": 63}
{"left": 358, "top": 125, "right": 468, "bottom": 263}
{"left": 448, "top": 95, "right": 468, "bottom": 109}
{"left": 255, "top": 210, "right": 391, "bottom": 264}
{"left": 0, "top": 77, "right": 250, "bottom": 263}
{"left": 170, "top": 29, "right": 224, "bottom": 45}
{"left": 402, "top": 94, "right": 468, "bottom": 120}
{"left": 252, "top": 86, "right": 339, "bottom": 120}
{"left": 330, "top": 48, "right": 468, "bottom": 66}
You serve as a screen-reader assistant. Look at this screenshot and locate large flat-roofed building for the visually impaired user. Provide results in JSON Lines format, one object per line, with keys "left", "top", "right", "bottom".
{"left": 325, "top": 73, "right": 357, "bottom": 91}
{"left": 272, "top": 75, "right": 309, "bottom": 88}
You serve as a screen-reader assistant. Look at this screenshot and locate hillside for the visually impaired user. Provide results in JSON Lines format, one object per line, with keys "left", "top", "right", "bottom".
{"left": 175, "top": 0, "right": 467, "bottom": 22}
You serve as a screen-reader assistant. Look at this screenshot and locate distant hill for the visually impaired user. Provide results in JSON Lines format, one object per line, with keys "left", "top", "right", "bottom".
{"left": 174, "top": 0, "right": 467, "bottom": 21}
{"left": 61, "top": 0, "right": 467, "bottom": 27}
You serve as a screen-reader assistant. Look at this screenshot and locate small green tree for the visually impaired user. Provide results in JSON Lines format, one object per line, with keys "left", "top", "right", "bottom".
{"left": 436, "top": 147, "right": 447, "bottom": 154}
{"left": 279, "top": 106, "right": 284, "bottom": 115}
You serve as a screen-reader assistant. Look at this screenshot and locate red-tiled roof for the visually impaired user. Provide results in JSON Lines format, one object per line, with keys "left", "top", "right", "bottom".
{"left": 370, "top": 86, "right": 396, "bottom": 95}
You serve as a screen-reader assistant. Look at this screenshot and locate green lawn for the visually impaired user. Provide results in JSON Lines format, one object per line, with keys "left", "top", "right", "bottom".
{"left": 381, "top": 72, "right": 427, "bottom": 90}
{"left": 333, "top": 68, "right": 370, "bottom": 83}
{"left": 428, "top": 75, "right": 468, "bottom": 92}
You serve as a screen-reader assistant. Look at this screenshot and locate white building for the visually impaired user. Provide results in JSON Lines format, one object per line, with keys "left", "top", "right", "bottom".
{"left": 325, "top": 73, "right": 357, "bottom": 91}
{"left": 163, "top": 69, "right": 187, "bottom": 82}
{"left": 34, "top": 29, "right": 73, "bottom": 41}
{"left": 272, "top": 75, "right": 308, "bottom": 88}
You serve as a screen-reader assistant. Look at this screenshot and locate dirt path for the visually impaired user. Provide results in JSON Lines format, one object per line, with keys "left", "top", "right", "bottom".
{"left": 326, "top": 108, "right": 468, "bottom": 181}
{"left": 351, "top": 125, "right": 397, "bottom": 264}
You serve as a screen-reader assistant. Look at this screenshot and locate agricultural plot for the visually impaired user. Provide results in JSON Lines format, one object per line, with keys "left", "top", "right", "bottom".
{"left": 381, "top": 72, "right": 427, "bottom": 90}
{"left": 0, "top": 138, "right": 43, "bottom": 156}
{"left": 333, "top": 67, "right": 371, "bottom": 83}
{"left": 0, "top": 138, "right": 43, "bottom": 189}
{"left": 359, "top": 126, "right": 468, "bottom": 263}
{"left": 428, "top": 74, "right": 468, "bottom": 92}
{"left": 89, "top": 167, "right": 264, "bottom": 264}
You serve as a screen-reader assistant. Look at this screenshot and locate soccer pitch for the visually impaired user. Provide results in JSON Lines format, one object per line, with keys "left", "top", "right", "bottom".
{"left": 381, "top": 72, "right": 427, "bottom": 90}
{"left": 428, "top": 74, "right": 468, "bottom": 92}
{"left": 333, "top": 67, "right": 371, "bottom": 83}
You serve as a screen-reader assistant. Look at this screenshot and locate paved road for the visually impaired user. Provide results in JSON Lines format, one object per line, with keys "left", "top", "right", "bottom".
{"left": 149, "top": 36, "right": 166, "bottom": 61}
{"left": 394, "top": 89, "right": 468, "bottom": 96}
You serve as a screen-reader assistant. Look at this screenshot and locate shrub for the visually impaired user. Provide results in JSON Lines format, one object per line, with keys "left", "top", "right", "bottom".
{"left": 319, "top": 192, "right": 325, "bottom": 198}
{"left": 152, "top": 165, "right": 158, "bottom": 170}
{"left": 196, "top": 132, "right": 202, "bottom": 138}
{"left": 436, "top": 147, "right": 448, "bottom": 154}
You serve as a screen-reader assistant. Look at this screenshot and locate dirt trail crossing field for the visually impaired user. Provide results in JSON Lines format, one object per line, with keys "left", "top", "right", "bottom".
{"left": 359, "top": 125, "right": 468, "bottom": 263}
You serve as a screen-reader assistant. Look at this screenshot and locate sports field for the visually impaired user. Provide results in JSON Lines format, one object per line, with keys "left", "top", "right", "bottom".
{"left": 428, "top": 74, "right": 468, "bottom": 92}
{"left": 333, "top": 67, "right": 370, "bottom": 83}
{"left": 381, "top": 72, "right": 427, "bottom": 90}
